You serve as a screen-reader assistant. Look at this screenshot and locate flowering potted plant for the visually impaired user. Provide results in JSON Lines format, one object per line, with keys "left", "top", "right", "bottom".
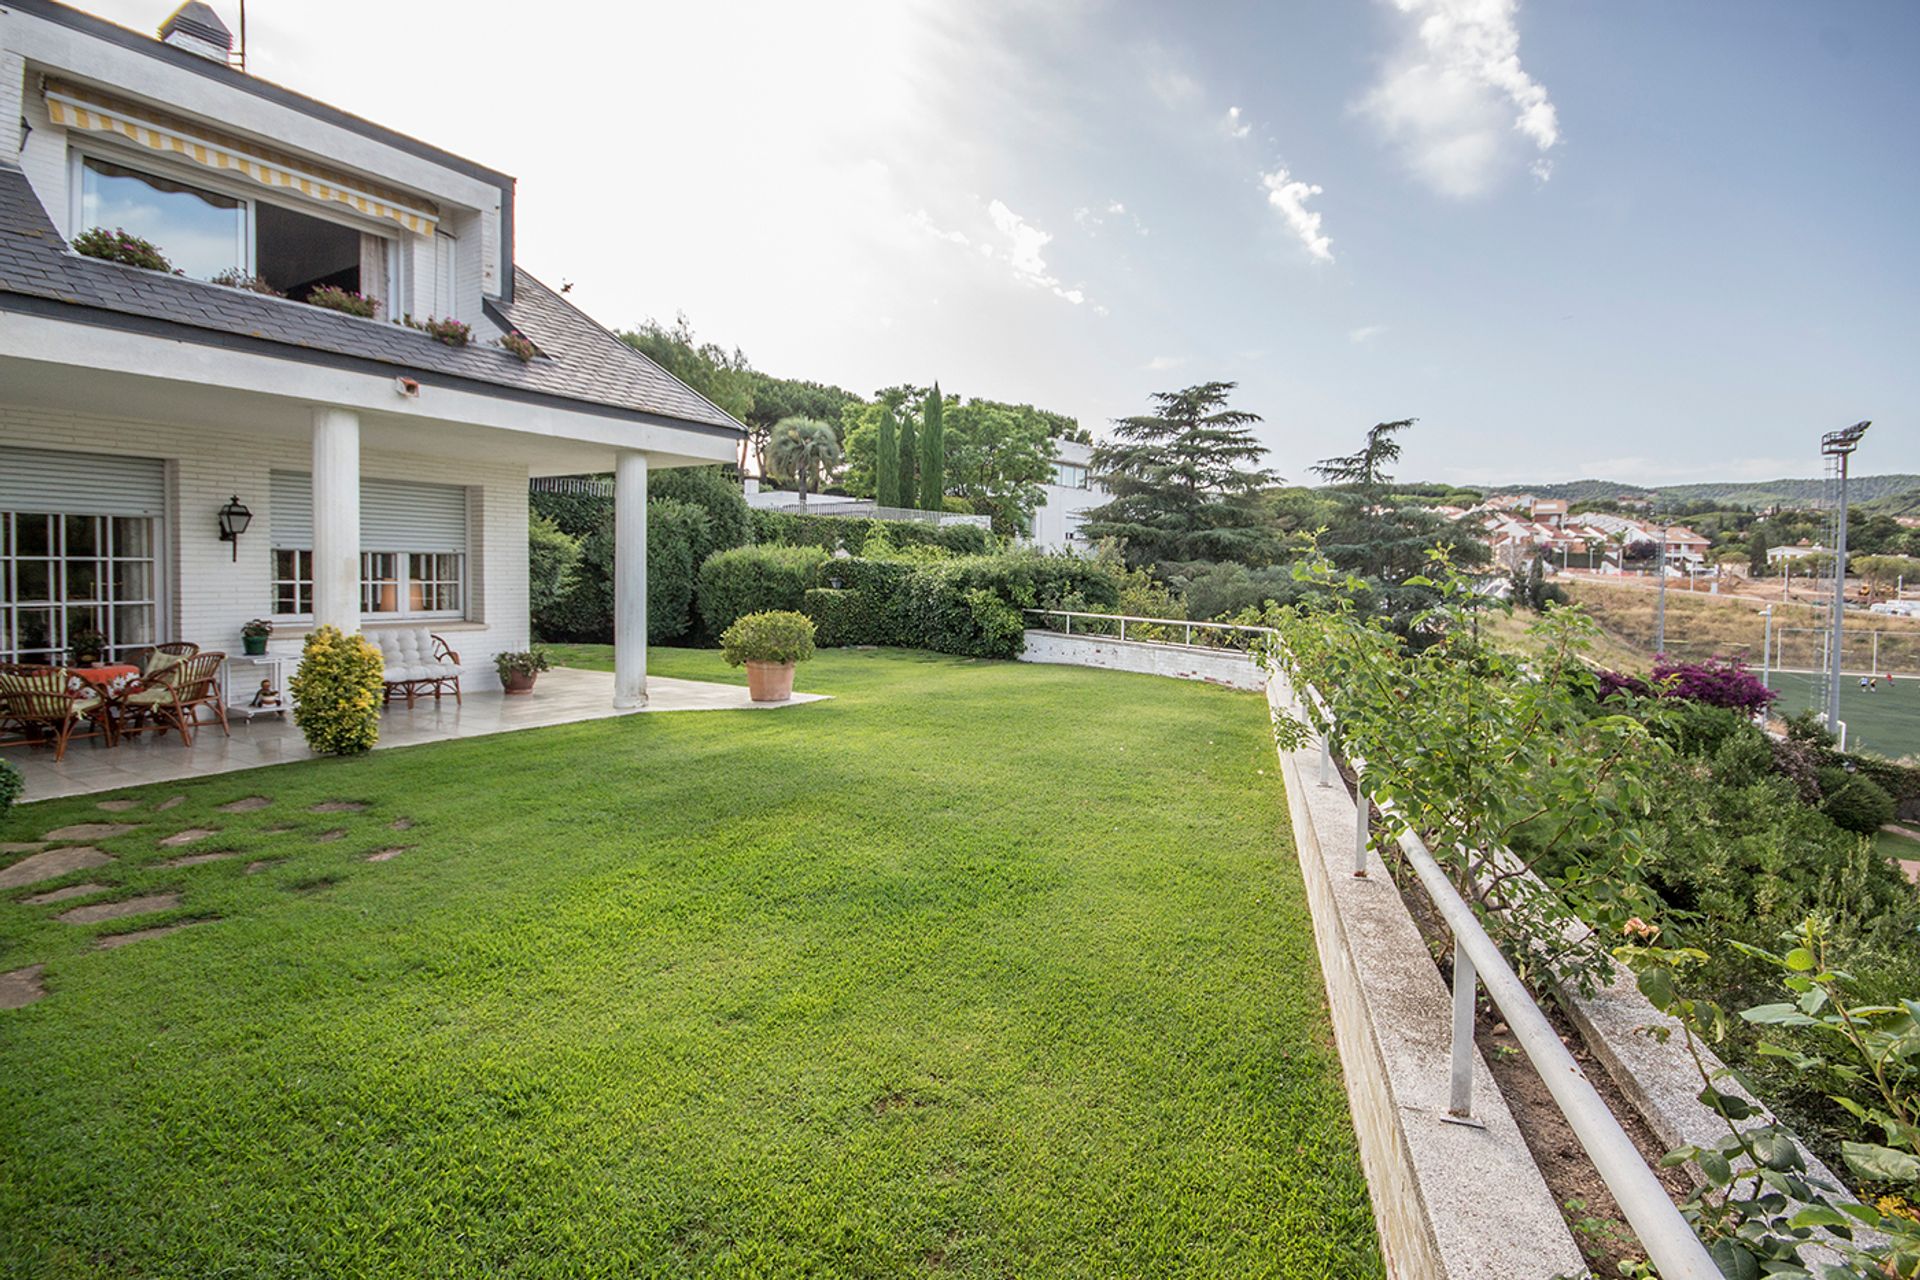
{"left": 242, "top": 618, "right": 274, "bottom": 656}
{"left": 494, "top": 647, "right": 552, "bottom": 695}
{"left": 211, "top": 269, "right": 285, "bottom": 297}
{"left": 69, "top": 626, "right": 106, "bottom": 666}
{"left": 720, "top": 610, "right": 816, "bottom": 702}
{"left": 71, "top": 227, "right": 173, "bottom": 273}
{"left": 307, "top": 284, "right": 379, "bottom": 319}
{"left": 497, "top": 331, "right": 538, "bottom": 361}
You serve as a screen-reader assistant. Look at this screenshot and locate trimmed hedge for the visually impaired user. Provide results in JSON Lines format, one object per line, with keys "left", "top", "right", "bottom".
{"left": 647, "top": 498, "right": 710, "bottom": 644}
{"left": 749, "top": 510, "right": 992, "bottom": 557}
{"left": 802, "top": 588, "right": 871, "bottom": 648}
{"left": 698, "top": 544, "right": 830, "bottom": 637}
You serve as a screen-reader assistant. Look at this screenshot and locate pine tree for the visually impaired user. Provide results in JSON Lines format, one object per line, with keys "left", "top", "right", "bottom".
{"left": 876, "top": 407, "right": 900, "bottom": 507}
{"left": 1080, "top": 382, "right": 1276, "bottom": 568}
{"left": 919, "top": 382, "right": 946, "bottom": 511}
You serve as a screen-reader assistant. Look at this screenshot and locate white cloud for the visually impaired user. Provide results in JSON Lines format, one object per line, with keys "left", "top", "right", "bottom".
{"left": 1148, "top": 63, "right": 1202, "bottom": 108}
{"left": 911, "top": 208, "right": 972, "bottom": 247}
{"left": 1261, "top": 168, "right": 1334, "bottom": 263}
{"left": 1222, "top": 106, "right": 1252, "bottom": 139}
{"left": 1361, "top": 0, "right": 1561, "bottom": 198}
{"left": 1143, "top": 354, "right": 1186, "bottom": 371}
{"left": 1349, "top": 324, "right": 1387, "bottom": 343}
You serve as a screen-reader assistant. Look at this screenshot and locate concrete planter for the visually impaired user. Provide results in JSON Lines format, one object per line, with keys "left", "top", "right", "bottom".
{"left": 745, "top": 661, "right": 795, "bottom": 703}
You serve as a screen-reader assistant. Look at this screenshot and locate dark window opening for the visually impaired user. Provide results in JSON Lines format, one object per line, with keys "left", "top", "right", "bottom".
{"left": 256, "top": 200, "right": 361, "bottom": 303}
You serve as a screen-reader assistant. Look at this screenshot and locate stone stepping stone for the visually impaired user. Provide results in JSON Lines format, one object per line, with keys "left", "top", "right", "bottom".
{"left": 96, "top": 798, "right": 140, "bottom": 812}
{"left": 244, "top": 859, "right": 278, "bottom": 875}
{"left": 0, "top": 847, "right": 113, "bottom": 890}
{"left": 0, "top": 965, "right": 46, "bottom": 1009}
{"left": 160, "top": 852, "right": 237, "bottom": 869}
{"left": 156, "top": 796, "right": 186, "bottom": 812}
{"left": 22, "top": 882, "right": 112, "bottom": 906}
{"left": 158, "top": 829, "right": 217, "bottom": 848}
{"left": 42, "top": 823, "right": 138, "bottom": 842}
{"left": 315, "top": 829, "right": 348, "bottom": 843}
{"left": 58, "top": 892, "right": 181, "bottom": 925}
{"left": 309, "top": 801, "right": 368, "bottom": 814}
{"left": 0, "top": 842, "right": 47, "bottom": 856}
{"left": 98, "top": 922, "right": 199, "bottom": 950}
{"left": 390, "top": 818, "right": 416, "bottom": 832}
{"left": 263, "top": 826, "right": 297, "bottom": 835}
{"left": 366, "top": 846, "right": 412, "bottom": 863}
{"left": 217, "top": 796, "right": 273, "bottom": 814}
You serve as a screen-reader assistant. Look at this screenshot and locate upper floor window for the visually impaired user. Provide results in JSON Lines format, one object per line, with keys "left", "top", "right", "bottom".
{"left": 71, "top": 151, "right": 398, "bottom": 311}
{"left": 1053, "top": 462, "right": 1089, "bottom": 489}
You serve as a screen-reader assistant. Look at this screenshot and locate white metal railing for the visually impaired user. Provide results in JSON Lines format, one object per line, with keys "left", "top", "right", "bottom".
{"left": 1276, "top": 665, "right": 1721, "bottom": 1280}
{"left": 1022, "top": 608, "right": 1274, "bottom": 651}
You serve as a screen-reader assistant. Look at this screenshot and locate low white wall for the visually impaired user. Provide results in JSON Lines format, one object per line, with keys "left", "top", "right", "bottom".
{"left": 1266, "top": 676, "right": 1586, "bottom": 1279}
{"left": 1018, "top": 630, "right": 1265, "bottom": 690}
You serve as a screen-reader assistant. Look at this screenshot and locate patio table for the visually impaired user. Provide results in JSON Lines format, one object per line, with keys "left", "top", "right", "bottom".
{"left": 68, "top": 665, "right": 142, "bottom": 745}
{"left": 69, "top": 664, "right": 141, "bottom": 693}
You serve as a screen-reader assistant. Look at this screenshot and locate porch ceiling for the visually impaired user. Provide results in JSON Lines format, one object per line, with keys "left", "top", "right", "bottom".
{"left": 0, "top": 349, "right": 725, "bottom": 474}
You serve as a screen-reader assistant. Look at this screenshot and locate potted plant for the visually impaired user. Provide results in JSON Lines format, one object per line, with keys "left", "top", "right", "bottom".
{"left": 494, "top": 647, "right": 552, "bottom": 695}
{"left": 242, "top": 618, "right": 274, "bottom": 656}
{"left": 69, "top": 626, "right": 106, "bottom": 666}
{"left": 720, "top": 610, "right": 816, "bottom": 703}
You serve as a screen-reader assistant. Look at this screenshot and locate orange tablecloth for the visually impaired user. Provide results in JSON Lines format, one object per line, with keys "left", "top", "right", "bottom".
{"left": 70, "top": 664, "right": 140, "bottom": 690}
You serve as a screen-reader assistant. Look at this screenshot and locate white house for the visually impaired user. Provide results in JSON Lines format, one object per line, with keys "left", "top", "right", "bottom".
{"left": 1030, "top": 438, "right": 1103, "bottom": 551}
{"left": 0, "top": 0, "right": 743, "bottom": 709}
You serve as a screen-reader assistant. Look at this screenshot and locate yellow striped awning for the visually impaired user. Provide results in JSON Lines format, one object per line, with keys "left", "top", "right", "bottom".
{"left": 44, "top": 80, "right": 439, "bottom": 236}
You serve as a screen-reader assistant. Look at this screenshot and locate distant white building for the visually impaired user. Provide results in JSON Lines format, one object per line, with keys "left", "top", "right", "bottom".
{"left": 1030, "top": 438, "right": 1103, "bottom": 551}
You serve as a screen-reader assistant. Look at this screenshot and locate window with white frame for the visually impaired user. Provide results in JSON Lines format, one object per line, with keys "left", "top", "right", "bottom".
{"left": 269, "top": 472, "right": 468, "bottom": 622}
{"left": 1052, "top": 461, "right": 1089, "bottom": 489}
{"left": 72, "top": 150, "right": 402, "bottom": 312}
{"left": 0, "top": 513, "right": 158, "bottom": 665}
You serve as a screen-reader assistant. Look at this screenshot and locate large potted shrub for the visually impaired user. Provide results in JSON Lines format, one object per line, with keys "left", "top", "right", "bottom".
{"left": 494, "top": 647, "right": 552, "bottom": 695}
{"left": 290, "top": 625, "right": 383, "bottom": 755}
{"left": 721, "top": 610, "right": 816, "bottom": 703}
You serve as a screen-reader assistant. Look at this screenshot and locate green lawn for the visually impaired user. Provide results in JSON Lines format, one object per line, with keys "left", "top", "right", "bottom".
{"left": 0, "top": 647, "right": 1376, "bottom": 1278}
{"left": 1766, "top": 670, "right": 1920, "bottom": 759}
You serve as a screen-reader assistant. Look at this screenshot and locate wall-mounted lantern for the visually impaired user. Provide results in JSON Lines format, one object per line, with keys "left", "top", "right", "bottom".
{"left": 217, "top": 495, "right": 252, "bottom": 562}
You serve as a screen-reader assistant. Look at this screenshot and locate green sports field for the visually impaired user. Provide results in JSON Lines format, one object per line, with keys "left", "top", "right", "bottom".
{"left": 1767, "top": 669, "right": 1920, "bottom": 759}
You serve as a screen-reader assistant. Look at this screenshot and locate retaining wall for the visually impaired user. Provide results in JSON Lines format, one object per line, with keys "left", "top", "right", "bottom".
{"left": 1018, "top": 631, "right": 1265, "bottom": 690}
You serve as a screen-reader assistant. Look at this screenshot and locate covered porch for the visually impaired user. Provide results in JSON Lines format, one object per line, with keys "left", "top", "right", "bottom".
{"left": 8, "top": 666, "right": 826, "bottom": 802}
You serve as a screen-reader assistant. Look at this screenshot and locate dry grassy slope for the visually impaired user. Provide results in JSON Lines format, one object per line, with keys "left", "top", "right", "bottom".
{"left": 1560, "top": 578, "right": 1920, "bottom": 673}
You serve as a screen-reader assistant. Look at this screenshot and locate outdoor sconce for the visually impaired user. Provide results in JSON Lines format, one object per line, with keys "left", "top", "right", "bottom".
{"left": 217, "top": 495, "right": 252, "bottom": 562}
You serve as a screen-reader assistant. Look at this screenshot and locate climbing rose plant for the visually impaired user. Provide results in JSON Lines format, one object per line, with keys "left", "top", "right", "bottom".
{"left": 290, "top": 625, "right": 383, "bottom": 755}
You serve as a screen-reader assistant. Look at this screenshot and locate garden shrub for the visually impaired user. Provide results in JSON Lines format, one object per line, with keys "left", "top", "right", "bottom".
{"left": 802, "top": 588, "right": 866, "bottom": 647}
{"left": 1817, "top": 766, "right": 1896, "bottom": 835}
{"left": 71, "top": 226, "right": 171, "bottom": 272}
{"left": 0, "top": 756, "right": 22, "bottom": 819}
{"left": 749, "top": 510, "right": 991, "bottom": 557}
{"left": 290, "top": 626, "right": 383, "bottom": 756}
{"left": 697, "top": 544, "right": 829, "bottom": 637}
{"left": 528, "top": 513, "right": 580, "bottom": 637}
{"left": 647, "top": 498, "right": 710, "bottom": 644}
{"left": 720, "top": 610, "right": 817, "bottom": 667}
{"left": 651, "top": 466, "right": 750, "bottom": 564}
{"left": 1650, "top": 655, "right": 1776, "bottom": 714}
{"left": 530, "top": 495, "right": 717, "bottom": 644}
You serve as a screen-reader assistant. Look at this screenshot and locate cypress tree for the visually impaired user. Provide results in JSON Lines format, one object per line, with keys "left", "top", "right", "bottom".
{"left": 876, "top": 406, "right": 900, "bottom": 507}
{"left": 919, "top": 382, "right": 945, "bottom": 511}
{"left": 896, "top": 402, "right": 918, "bottom": 510}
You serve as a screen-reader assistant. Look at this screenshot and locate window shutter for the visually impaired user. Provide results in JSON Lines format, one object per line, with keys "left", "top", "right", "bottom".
{"left": 0, "top": 446, "right": 165, "bottom": 515}
{"left": 269, "top": 471, "right": 466, "bottom": 552}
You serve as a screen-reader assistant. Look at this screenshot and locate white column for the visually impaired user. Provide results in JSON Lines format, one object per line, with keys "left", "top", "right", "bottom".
{"left": 311, "top": 407, "right": 361, "bottom": 634}
{"left": 613, "top": 449, "right": 649, "bottom": 708}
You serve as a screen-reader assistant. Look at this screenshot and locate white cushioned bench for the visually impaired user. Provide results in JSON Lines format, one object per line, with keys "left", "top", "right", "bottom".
{"left": 370, "top": 629, "right": 464, "bottom": 708}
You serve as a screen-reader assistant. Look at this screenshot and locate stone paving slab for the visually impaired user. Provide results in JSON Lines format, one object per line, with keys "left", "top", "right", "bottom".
{"left": 156, "top": 796, "right": 185, "bottom": 812}
{"left": 0, "top": 846, "right": 113, "bottom": 889}
{"left": 366, "top": 847, "right": 411, "bottom": 863}
{"left": 0, "top": 842, "right": 48, "bottom": 855}
{"left": 0, "top": 965, "right": 46, "bottom": 1009}
{"left": 22, "top": 882, "right": 112, "bottom": 906}
{"left": 42, "top": 823, "right": 138, "bottom": 842}
{"left": 58, "top": 892, "right": 181, "bottom": 925}
{"left": 96, "top": 798, "right": 140, "bottom": 812}
{"left": 158, "top": 829, "right": 217, "bottom": 847}
{"left": 160, "top": 852, "right": 237, "bottom": 868}
{"left": 217, "top": 797, "right": 273, "bottom": 813}
{"left": 310, "top": 802, "right": 368, "bottom": 814}
{"left": 98, "top": 922, "right": 198, "bottom": 949}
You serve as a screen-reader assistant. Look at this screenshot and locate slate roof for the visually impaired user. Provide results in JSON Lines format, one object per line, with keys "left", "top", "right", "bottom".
{"left": 0, "top": 163, "right": 743, "bottom": 437}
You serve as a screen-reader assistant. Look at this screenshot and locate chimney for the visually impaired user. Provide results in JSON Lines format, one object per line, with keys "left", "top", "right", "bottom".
{"left": 157, "top": 2, "right": 234, "bottom": 64}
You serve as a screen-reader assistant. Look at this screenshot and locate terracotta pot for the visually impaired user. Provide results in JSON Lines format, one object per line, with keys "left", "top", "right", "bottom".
{"left": 745, "top": 660, "right": 795, "bottom": 702}
{"left": 503, "top": 671, "right": 537, "bottom": 696}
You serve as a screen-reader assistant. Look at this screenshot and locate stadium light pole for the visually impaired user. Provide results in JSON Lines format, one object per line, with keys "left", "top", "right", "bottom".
{"left": 1654, "top": 518, "right": 1670, "bottom": 654}
{"left": 1821, "top": 421, "right": 1870, "bottom": 729}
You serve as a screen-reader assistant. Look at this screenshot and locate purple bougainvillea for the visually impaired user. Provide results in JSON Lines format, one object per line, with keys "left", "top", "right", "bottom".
{"left": 1595, "top": 656, "right": 1776, "bottom": 714}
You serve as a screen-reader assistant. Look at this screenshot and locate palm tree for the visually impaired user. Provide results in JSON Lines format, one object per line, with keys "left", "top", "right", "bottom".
{"left": 767, "top": 416, "right": 843, "bottom": 506}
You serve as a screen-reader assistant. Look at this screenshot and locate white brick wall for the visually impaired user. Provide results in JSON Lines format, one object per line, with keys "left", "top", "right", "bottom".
{"left": 0, "top": 404, "right": 530, "bottom": 688}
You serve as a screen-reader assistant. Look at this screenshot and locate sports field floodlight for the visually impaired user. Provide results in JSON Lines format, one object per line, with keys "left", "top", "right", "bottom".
{"left": 1821, "top": 421, "right": 1870, "bottom": 729}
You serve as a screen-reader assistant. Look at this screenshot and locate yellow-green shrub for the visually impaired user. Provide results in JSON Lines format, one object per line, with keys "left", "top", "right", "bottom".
{"left": 291, "top": 625, "right": 384, "bottom": 755}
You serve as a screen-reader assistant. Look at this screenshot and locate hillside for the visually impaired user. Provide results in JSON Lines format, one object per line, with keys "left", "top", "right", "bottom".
{"left": 1435, "top": 474, "right": 1920, "bottom": 509}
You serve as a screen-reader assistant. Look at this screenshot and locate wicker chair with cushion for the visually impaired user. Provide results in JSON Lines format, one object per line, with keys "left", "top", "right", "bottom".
{"left": 121, "top": 651, "right": 229, "bottom": 746}
{"left": 371, "top": 630, "right": 464, "bottom": 708}
{"left": 130, "top": 642, "right": 199, "bottom": 681}
{"left": 0, "top": 667, "right": 112, "bottom": 761}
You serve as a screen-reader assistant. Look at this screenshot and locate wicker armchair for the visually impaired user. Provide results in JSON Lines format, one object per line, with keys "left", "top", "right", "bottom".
{"left": 0, "top": 667, "right": 112, "bottom": 761}
{"left": 120, "top": 651, "right": 229, "bottom": 746}
{"left": 130, "top": 641, "right": 200, "bottom": 680}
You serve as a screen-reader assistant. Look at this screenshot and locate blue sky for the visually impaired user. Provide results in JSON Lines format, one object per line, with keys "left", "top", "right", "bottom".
{"left": 85, "top": 1, "right": 1920, "bottom": 486}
